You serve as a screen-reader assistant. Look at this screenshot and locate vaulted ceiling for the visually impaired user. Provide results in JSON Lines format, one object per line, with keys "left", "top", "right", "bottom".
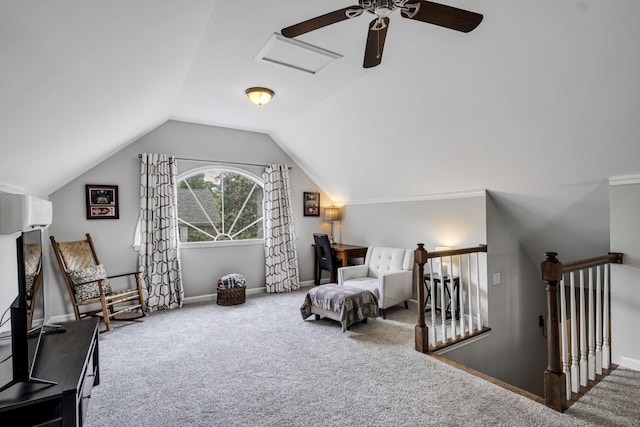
{"left": 1, "top": 1, "right": 639, "bottom": 261}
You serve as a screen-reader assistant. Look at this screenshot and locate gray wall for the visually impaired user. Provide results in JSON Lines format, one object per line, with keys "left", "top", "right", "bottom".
{"left": 610, "top": 180, "right": 640, "bottom": 369}
{"left": 339, "top": 194, "right": 487, "bottom": 251}
{"left": 440, "top": 192, "right": 548, "bottom": 397}
{"left": 45, "top": 120, "right": 331, "bottom": 319}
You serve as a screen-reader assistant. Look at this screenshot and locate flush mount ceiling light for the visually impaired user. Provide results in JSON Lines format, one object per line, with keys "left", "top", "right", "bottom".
{"left": 245, "top": 87, "right": 274, "bottom": 106}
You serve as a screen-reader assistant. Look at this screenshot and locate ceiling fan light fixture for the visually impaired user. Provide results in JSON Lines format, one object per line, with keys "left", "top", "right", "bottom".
{"left": 245, "top": 87, "right": 274, "bottom": 106}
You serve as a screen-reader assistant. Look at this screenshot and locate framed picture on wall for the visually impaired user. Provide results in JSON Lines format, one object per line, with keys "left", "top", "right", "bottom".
{"left": 86, "top": 184, "right": 119, "bottom": 219}
{"left": 303, "top": 192, "right": 320, "bottom": 217}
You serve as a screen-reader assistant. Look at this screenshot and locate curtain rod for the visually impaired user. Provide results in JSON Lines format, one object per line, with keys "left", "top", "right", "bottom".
{"left": 137, "top": 154, "right": 291, "bottom": 170}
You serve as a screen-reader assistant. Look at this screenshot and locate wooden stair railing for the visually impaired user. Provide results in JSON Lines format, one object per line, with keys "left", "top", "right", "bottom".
{"left": 540, "top": 251, "right": 623, "bottom": 412}
{"left": 415, "top": 243, "right": 490, "bottom": 353}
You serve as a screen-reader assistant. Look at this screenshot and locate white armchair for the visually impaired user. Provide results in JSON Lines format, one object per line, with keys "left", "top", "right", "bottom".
{"left": 337, "top": 246, "right": 414, "bottom": 319}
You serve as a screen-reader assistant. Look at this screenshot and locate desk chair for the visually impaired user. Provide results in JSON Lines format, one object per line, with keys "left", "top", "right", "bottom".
{"left": 313, "top": 233, "right": 340, "bottom": 285}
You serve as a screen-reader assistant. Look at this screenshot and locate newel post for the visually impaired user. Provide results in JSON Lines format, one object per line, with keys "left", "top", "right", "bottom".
{"left": 540, "top": 252, "right": 567, "bottom": 412}
{"left": 415, "top": 243, "right": 429, "bottom": 353}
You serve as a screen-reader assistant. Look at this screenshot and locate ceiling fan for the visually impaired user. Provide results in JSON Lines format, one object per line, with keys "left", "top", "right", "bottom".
{"left": 281, "top": 0, "right": 483, "bottom": 68}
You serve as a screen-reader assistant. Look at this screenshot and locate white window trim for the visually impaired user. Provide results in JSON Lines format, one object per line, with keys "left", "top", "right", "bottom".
{"left": 133, "top": 164, "right": 265, "bottom": 251}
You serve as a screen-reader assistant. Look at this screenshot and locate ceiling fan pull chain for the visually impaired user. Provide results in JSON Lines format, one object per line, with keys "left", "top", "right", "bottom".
{"left": 377, "top": 21, "right": 383, "bottom": 58}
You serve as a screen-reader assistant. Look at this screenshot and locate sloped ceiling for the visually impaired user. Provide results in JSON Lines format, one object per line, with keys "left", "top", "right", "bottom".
{"left": 0, "top": 0, "right": 216, "bottom": 196}
{"left": 1, "top": 1, "right": 639, "bottom": 261}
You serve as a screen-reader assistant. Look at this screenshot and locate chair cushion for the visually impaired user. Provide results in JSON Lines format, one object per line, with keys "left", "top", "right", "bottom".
{"left": 67, "top": 264, "right": 113, "bottom": 302}
{"left": 342, "top": 278, "right": 380, "bottom": 298}
{"left": 366, "top": 247, "right": 413, "bottom": 277}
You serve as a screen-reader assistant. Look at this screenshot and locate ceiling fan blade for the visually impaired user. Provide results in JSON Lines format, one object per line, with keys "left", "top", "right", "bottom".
{"left": 363, "top": 17, "right": 390, "bottom": 69}
{"left": 400, "top": 1, "right": 483, "bottom": 33}
{"left": 281, "top": 6, "right": 364, "bottom": 38}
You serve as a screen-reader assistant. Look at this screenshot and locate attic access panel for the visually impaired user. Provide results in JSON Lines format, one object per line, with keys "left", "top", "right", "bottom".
{"left": 255, "top": 33, "right": 342, "bottom": 74}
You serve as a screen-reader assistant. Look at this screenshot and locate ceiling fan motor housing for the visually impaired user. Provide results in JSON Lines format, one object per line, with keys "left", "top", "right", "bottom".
{"left": 361, "top": 0, "right": 396, "bottom": 17}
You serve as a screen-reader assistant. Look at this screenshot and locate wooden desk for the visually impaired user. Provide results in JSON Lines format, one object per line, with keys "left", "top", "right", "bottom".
{"left": 313, "top": 243, "right": 368, "bottom": 285}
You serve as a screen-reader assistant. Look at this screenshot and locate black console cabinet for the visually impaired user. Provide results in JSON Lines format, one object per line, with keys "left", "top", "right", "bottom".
{"left": 0, "top": 318, "right": 100, "bottom": 426}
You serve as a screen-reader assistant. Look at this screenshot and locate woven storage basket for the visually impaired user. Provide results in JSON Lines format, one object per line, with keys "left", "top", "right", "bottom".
{"left": 216, "top": 285, "right": 246, "bottom": 306}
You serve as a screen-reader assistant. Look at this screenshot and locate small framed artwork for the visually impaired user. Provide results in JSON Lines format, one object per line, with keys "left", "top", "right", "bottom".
{"left": 303, "top": 192, "right": 320, "bottom": 217}
{"left": 86, "top": 184, "right": 119, "bottom": 220}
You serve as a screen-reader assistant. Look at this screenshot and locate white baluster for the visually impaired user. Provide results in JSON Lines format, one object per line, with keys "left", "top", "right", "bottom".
{"left": 428, "top": 260, "right": 437, "bottom": 347}
{"left": 462, "top": 257, "right": 469, "bottom": 335}
{"left": 559, "top": 277, "right": 571, "bottom": 401}
{"left": 448, "top": 255, "right": 456, "bottom": 340}
{"left": 457, "top": 254, "right": 464, "bottom": 337}
{"left": 579, "top": 269, "right": 588, "bottom": 387}
{"left": 603, "top": 263, "right": 610, "bottom": 369}
{"left": 466, "top": 253, "right": 473, "bottom": 335}
{"left": 570, "top": 271, "right": 579, "bottom": 394}
{"left": 595, "top": 265, "right": 602, "bottom": 375}
{"left": 588, "top": 267, "right": 595, "bottom": 381}
{"left": 439, "top": 256, "right": 447, "bottom": 344}
{"left": 475, "top": 253, "right": 482, "bottom": 329}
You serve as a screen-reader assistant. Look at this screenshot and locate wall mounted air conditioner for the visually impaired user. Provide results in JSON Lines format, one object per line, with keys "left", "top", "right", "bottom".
{"left": 0, "top": 194, "right": 53, "bottom": 234}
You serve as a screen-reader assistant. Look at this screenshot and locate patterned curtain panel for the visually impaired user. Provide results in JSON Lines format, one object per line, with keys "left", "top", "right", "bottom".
{"left": 139, "top": 153, "right": 184, "bottom": 311}
{"left": 263, "top": 164, "right": 300, "bottom": 293}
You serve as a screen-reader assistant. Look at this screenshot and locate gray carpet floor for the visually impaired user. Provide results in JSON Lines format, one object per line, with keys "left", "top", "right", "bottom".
{"left": 85, "top": 288, "right": 640, "bottom": 426}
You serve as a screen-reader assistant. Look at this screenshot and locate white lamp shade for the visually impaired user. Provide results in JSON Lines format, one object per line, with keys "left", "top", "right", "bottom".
{"left": 323, "top": 207, "right": 340, "bottom": 221}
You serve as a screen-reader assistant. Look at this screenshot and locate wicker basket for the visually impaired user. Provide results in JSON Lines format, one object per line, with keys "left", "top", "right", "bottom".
{"left": 216, "top": 285, "right": 246, "bottom": 306}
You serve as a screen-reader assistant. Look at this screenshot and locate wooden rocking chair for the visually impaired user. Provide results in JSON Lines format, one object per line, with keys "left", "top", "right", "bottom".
{"left": 50, "top": 233, "right": 146, "bottom": 331}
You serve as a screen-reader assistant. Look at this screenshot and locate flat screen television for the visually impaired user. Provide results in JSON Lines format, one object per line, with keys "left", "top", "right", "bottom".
{"left": 0, "top": 228, "right": 56, "bottom": 392}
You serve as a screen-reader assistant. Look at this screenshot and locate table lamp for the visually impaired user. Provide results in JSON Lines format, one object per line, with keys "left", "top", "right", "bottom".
{"left": 323, "top": 207, "right": 340, "bottom": 244}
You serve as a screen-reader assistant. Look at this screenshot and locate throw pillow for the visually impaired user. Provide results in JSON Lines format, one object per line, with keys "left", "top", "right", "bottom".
{"left": 67, "top": 264, "right": 113, "bottom": 302}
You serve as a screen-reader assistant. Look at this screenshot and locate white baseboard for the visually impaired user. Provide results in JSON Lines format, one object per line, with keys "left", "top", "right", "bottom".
{"left": 48, "top": 313, "right": 76, "bottom": 325}
{"left": 435, "top": 332, "right": 491, "bottom": 355}
{"left": 620, "top": 356, "right": 640, "bottom": 371}
{"left": 50, "top": 280, "right": 317, "bottom": 315}
{"left": 182, "top": 288, "right": 266, "bottom": 305}
{"left": 183, "top": 279, "right": 316, "bottom": 305}
{"left": 610, "top": 174, "right": 640, "bottom": 186}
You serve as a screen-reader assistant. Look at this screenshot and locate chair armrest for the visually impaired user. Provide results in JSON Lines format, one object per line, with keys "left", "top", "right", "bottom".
{"left": 378, "top": 270, "right": 413, "bottom": 296}
{"left": 107, "top": 272, "right": 144, "bottom": 293}
{"left": 107, "top": 271, "right": 140, "bottom": 280}
{"left": 338, "top": 265, "right": 369, "bottom": 284}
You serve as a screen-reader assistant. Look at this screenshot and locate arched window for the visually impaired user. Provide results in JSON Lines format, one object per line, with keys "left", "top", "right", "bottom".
{"left": 177, "top": 167, "right": 264, "bottom": 243}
